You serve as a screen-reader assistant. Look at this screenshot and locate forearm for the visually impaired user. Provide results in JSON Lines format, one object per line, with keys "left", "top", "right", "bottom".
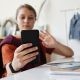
{"left": 54, "top": 41, "right": 74, "bottom": 57}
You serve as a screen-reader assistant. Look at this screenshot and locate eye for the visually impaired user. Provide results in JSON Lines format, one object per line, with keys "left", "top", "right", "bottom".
{"left": 21, "top": 16, "right": 25, "bottom": 19}
{"left": 28, "top": 17, "right": 34, "bottom": 20}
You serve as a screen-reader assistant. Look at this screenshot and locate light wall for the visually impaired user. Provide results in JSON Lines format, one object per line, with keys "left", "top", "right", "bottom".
{"left": 0, "top": 0, "right": 46, "bottom": 21}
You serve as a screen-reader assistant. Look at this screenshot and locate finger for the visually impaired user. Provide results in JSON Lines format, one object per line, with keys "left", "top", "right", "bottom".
{"left": 39, "top": 31, "right": 46, "bottom": 38}
{"left": 39, "top": 35, "right": 43, "bottom": 41}
{"left": 42, "top": 30, "right": 53, "bottom": 38}
{"left": 21, "top": 52, "right": 38, "bottom": 61}
{"left": 39, "top": 32, "right": 46, "bottom": 41}
{"left": 23, "top": 56, "right": 36, "bottom": 65}
{"left": 18, "top": 46, "right": 38, "bottom": 57}
{"left": 39, "top": 30, "right": 52, "bottom": 39}
{"left": 15, "top": 43, "right": 32, "bottom": 53}
{"left": 39, "top": 33, "right": 50, "bottom": 42}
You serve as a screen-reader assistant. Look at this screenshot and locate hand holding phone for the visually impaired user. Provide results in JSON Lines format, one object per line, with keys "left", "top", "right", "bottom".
{"left": 21, "top": 30, "right": 40, "bottom": 64}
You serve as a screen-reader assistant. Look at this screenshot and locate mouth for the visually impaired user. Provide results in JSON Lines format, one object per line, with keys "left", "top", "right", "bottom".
{"left": 22, "top": 26, "right": 32, "bottom": 30}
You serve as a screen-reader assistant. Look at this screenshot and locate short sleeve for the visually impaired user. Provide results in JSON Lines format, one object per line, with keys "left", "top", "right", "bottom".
{"left": 1, "top": 44, "right": 16, "bottom": 66}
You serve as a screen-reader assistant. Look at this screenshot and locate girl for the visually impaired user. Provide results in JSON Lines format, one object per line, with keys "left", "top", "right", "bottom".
{"left": 0, "top": 4, "right": 73, "bottom": 76}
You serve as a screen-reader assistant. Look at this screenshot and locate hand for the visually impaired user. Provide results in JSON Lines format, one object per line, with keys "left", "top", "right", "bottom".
{"left": 39, "top": 30, "right": 57, "bottom": 48}
{"left": 12, "top": 43, "right": 38, "bottom": 71}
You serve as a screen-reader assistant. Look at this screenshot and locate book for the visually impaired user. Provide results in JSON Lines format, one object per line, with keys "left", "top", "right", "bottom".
{"left": 47, "top": 61, "right": 80, "bottom": 70}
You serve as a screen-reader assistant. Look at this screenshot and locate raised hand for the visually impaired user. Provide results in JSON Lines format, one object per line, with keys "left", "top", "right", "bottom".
{"left": 39, "top": 31, "right": 57, "bottom": 48}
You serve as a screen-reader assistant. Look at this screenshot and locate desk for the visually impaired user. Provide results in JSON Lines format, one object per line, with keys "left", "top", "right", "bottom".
{"left": 0, "top": 58, "right": 80, "bottom": 80}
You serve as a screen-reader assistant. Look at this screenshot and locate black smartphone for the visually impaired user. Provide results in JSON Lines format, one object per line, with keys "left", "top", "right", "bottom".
{"left": 21, "top": 30, "right": 39, "bottom": 47}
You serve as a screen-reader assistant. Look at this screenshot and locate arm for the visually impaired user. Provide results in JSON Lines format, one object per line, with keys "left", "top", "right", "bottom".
{"left": 39, "top": 31, "right": 74, "bottom": 57}
{"left": 2, "top": 44, "right": 16, "bottom": 76}
{"left": 52, "top": 41, "right": 73, "bottom": 57}
{"left": 2, "top": 43, "right": 38, "bottom": 76}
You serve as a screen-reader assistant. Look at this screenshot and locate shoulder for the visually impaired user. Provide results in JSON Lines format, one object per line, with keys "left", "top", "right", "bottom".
{"left": 0, "top": 35, "right": 15, "bottom": 46}
{"left": 0, "top": 35, "right": 21, "bottom": 48}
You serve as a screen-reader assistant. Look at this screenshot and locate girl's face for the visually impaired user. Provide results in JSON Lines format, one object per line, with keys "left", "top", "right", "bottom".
{"left": 17, "top": 7, "right": 36, "bottom": 31}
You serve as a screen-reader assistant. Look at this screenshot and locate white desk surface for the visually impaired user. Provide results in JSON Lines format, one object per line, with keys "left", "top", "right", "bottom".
{"left": 1, "top": 58, "right": 80, "bottom": 80}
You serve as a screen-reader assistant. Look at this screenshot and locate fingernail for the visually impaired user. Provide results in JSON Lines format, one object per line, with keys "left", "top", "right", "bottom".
{"left": 35, "top": 47, "right": 38, "bottom": 49}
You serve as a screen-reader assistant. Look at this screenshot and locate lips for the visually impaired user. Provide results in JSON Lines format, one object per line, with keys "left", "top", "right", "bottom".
{"left": 23, "top": 25, "right": 28, "bottom": 27}
{"left": 22, "top": 26, "right": 32, "bottom": 30}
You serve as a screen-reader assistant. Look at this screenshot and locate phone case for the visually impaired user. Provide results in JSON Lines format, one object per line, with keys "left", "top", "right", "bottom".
{"left": 21, "top": 30, "right": 39, "bottom": 47}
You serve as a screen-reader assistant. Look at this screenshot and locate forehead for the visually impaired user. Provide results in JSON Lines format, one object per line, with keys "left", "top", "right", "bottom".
{"left": 17, "top": 7, "right": 35, "bottom": 16}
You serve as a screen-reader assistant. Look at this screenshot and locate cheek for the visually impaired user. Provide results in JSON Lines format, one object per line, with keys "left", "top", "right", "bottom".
{"left": 17, "top": 19, "right": 23, "bottom": 26}
{"left": 31, "top": 20, "right": 35, "bottom": 26}
{"left": 17, "top": 19, "right": 22, "bottom": 24}
{"left": 17, "top": 21, "right": 23, "bottom": 30}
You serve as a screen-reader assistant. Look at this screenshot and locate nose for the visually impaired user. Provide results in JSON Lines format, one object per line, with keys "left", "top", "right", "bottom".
{"left": 24, "top": 18, "right": 28, "bottom": 23}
